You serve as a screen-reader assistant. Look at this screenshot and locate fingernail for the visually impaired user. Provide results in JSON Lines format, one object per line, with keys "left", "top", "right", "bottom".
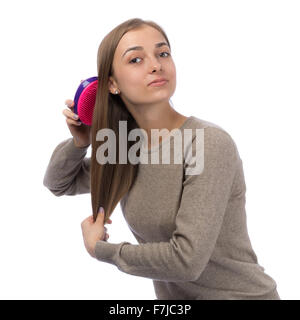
{"left": 99, "top": 206, "right": 104, "bottom": 214}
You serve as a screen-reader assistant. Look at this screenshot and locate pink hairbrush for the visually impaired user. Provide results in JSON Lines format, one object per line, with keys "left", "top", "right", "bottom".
{"left": 73, "top": 76, "right": 98, "bottom": 126}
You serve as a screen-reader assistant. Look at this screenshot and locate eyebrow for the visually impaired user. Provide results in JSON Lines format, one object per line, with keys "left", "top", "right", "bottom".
{"left": 122, "top": 42, "right": 170, "bottom": 58}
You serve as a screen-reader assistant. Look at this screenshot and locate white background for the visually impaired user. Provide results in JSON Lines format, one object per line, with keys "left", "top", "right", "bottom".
{"left": 0, "top": 0, "right": 299, "bottom": 300}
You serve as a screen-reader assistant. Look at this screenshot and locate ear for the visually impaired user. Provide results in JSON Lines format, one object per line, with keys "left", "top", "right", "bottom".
{"left": 108, "top": 76, "right": 117, "bottom": 94}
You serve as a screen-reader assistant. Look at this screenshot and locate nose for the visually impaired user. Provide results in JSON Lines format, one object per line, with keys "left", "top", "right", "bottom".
{"left": 148, "top": 55, "right": 162, "bottom": 73}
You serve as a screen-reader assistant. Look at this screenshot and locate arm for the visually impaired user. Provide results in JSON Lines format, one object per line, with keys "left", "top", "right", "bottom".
{"left": 43, "top": 137, "right": 90, "bottom": 196}
{"left": 93, "top": 127, "right": 239, "bottom": 282}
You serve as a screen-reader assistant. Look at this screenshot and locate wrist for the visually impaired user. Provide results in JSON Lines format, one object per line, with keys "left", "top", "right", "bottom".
{"left": 73, "top": 138, "right": 90, "bottom": 149}
{"left": 91, "top": 240, "right": 100, "bottom": 258}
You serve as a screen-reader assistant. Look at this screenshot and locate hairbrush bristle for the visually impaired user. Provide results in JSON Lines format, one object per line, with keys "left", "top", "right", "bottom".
{"left": 73, "top": 77, "right": 98, "bottom": 126}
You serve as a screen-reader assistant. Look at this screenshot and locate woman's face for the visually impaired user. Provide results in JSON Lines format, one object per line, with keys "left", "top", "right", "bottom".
{"left": 109, "top": 25, "right": 176, "bottom": 107}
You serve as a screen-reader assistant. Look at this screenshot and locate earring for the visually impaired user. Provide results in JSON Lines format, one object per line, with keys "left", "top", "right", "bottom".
{"left": 115, "top": 90, "right": 119, "bottom": 94}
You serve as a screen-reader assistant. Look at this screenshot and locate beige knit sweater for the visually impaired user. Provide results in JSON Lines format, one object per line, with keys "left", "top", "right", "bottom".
{"left": 43, "top": 116, "right": 280, "bottom": 300}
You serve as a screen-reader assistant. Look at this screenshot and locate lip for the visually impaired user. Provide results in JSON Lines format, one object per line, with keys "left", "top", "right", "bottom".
{"left": 148, "top": 78, "right": 168, "bottom": 86}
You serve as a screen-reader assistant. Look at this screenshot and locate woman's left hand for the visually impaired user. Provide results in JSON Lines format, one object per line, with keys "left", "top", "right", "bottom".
{"left": 81, "top": 207, "right": 112, "bottom": 258}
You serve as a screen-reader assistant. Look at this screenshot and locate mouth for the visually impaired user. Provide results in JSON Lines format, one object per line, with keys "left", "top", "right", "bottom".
{"left": 148, "top": 78, "right": 168, "bottom": 87}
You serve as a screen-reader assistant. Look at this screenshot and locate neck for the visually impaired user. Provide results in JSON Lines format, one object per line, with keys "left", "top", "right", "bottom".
{"left": 125, "top": 101, "right": 188, "bottom": 149}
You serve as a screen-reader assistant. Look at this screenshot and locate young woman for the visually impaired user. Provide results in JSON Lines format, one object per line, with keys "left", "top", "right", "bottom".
{"left": 43, "top": 18, "right": 280, "bottom": 300}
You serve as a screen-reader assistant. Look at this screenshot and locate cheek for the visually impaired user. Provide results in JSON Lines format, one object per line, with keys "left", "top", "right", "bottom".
{"left": 166, "top": 64, "right": 176, "bottom": 87}
{"left": 122, "top": 69, "right": 145, "bottom": 86}
{"left": 167, "top": 61, "right": 176, "bottom": 78}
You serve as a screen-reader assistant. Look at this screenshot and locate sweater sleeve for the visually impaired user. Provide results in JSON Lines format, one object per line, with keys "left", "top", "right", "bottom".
{"left": 94, "top": 127, "right": 239, "bottom": 282}
{"left": 43, "top": 137, "right": 91, "bottom": 196}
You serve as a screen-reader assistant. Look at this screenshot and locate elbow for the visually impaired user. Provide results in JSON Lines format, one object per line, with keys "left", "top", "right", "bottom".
{"left": 43, "top": 177, "right": 64, "bottom": 197}
{"left": 46, "top": 188, "right": 65, "bottom": 197}
{"left": 43, "top": 185, "right": 65, "bottom": 197}
{"left": 43, "top": 179, "right": 79, "bottom": 196}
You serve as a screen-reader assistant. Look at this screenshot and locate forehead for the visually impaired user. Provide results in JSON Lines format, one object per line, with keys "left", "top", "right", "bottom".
{"left": 116, "top": 26, "right": 166, "bottom": 54}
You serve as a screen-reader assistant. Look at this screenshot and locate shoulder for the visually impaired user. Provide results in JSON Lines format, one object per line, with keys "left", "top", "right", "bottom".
{"left": 185, "top": 116, "right": 238, "bottom": 153}
{"left": 182, "top": 116, "right": 240, "bottom": 173}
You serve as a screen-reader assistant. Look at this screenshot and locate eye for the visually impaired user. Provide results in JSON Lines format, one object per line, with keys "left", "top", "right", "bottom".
{"left": 129, "top": 57, "right": 142, "bottom": 64}
{"left": 160, "top": 51, "right": 170, "bottom": 57}
{"left": 129, "top": 51, "right": 171, "bottom": 64}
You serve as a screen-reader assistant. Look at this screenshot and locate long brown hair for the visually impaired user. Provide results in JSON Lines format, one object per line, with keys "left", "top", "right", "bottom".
{"left": 91, "top": 18, "right": 171, "bottom": 223}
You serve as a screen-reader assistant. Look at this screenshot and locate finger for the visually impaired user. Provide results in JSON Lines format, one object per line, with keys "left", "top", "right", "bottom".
{"left": 82, "top": 215, "right": 94, "bottom": 226}
{"left": 65, "top": 99, "right": 74, "bottom": 107}
{"left": 96, "top": 207, "right": 105, "bottom": 223}
{"left": 65, "top": 100, "right": 75, "bottom": 111}
{"left": 62, "top": 108, "right": 79, "bottom": 120}
{"left": 66, "top": 117, "right": 82, "bottom": 126}
{"left": 105, "top": 219, "right": 112, "bottom": 225}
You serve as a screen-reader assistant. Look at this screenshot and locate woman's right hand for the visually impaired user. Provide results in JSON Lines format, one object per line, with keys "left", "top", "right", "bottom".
{"left": 63, "top": 82, "right": 91, "bottom": 148}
